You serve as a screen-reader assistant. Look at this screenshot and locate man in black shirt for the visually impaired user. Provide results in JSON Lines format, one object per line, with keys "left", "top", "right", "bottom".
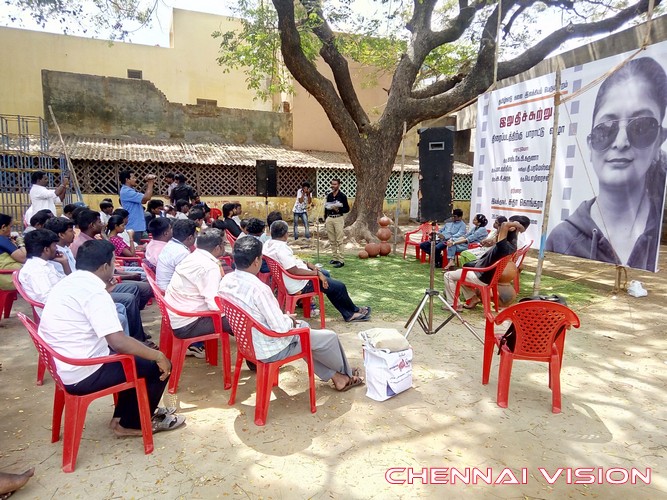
{"left": 444, "top": 216, "right": 530, "bottom": 310}
{"left": 324, "top": 179, "right": 350, "bottom": 268}
{"left": 212, "top": 202, "right": 242, "bottom": 238}
{"left": 169, "top": 174, "right": 196, "bottom": 205}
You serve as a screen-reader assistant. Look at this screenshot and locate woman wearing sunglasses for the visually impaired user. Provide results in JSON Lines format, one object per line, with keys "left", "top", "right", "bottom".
{"left": 546, "top": 57, "right": 667, "bottom": 271}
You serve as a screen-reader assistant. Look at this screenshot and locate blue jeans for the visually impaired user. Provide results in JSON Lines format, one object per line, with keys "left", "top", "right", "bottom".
{"left": 293, "top": 212, "right": 310, "bottom": 239}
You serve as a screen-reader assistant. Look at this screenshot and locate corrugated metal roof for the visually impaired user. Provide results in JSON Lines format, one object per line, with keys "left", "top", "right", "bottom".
{"left": 48, "top": 136, "right": 425, "bottom": 172}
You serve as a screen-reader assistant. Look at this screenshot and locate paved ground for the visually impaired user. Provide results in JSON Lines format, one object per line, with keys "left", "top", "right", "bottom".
{"left": 1, "top": 244, "right": 666, "bottom": 498}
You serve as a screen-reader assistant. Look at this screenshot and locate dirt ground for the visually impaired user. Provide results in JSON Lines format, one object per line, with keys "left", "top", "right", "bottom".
{"left": 1, "top": 241, "right": 666, "bottom": 499}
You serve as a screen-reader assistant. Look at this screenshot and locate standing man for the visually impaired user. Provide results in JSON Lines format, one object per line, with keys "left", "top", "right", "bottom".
{"left": 119, "top": 170, "right": 156, "bottom": 243}
{"left": 169, "top": 174, "right": 196, "bottom": 205}
{"left": 324, "top": 179, "right": 349, "bottom": 268}
{"left": 24, "top": 170, "right": 69, "bottom": 224}
{"left": 164, "top": 173, "right": 178, "bottom": 199}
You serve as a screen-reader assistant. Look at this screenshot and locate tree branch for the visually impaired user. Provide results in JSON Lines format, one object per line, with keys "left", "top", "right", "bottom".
{"left": 299, "top": 0, "right": 370, "bottom": 131}
{"left": 271, "top": 0, "right": 361, "bottom": 146}
{"left": 498, "top": 0, "right": 663, "bottom": 79}
{"left": 411, "top": 74, "right": 465, "bottom": 99}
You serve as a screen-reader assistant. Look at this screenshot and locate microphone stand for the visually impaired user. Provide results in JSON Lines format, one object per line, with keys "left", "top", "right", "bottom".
{"left": 404, "top": 222, "right": 483, "bottom": 343}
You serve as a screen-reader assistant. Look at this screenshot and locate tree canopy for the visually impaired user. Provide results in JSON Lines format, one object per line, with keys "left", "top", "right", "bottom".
{"left": 4, "top": 0, "right": 663, "bottom": 235}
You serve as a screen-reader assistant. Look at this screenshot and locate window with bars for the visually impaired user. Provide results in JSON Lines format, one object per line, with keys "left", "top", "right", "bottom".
{"left": 127, "top": 69, "right": 143, "bottom": 79}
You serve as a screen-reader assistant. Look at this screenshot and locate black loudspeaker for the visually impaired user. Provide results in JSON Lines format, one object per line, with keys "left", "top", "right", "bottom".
{"left": 256, "top": 159, "right": 277, "bottom": 197}
{"left": 418, "top": 127, "right": 454, "bottom": 221}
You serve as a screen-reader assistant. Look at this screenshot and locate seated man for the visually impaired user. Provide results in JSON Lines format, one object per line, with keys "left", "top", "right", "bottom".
{"left": 220, "top": 236, "right": 363, "bottom": 391}
{"left": 263, "top": 221, "right": 371, "bottom": 323}
{"left": 419, "top": 208, "right": 467, "bottom": 268}
{"left": 72, "top": 209, "right": 153, "bottom": 309}
{"left": 20, "top": 228, "right": 134, "bottom": 338}
{"left": 444, "top": 216, "right": 530, "bottom": 310}
{"left": 165, "top": 229, "right": 231, "bottom": 339}
{"left": 145, "top": 217, "right": 173, "bottom": 269}
{"left": 46, "top": 217, "right": 151, "bottom": 343}
{"left": 211, "top": 203, "right": 242, "bottom": 237}
{"left": 156, "top": 219, "right": 197, "bottom": 291}
{"left": 38, "top": 240, "right": 185, "bottom": 436}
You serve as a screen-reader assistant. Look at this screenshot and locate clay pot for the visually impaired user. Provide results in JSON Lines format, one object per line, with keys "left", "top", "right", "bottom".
{"left": 499, "top": 261, "right": 517, "bottom": 284}
{"left": 376, "top": 227, "right": 392, "bottom": 242}
{"left": 379, "top": 242, "right": 392, "bottom": 256}
{"left": 497, "top": 283, "right": 517, "bottom": 308}
{"left": 378, "top": 216, "right": 392, "bottom": 227}
{"left": 358, "top": 250, "right": 369, "bottom": 259}
{"left": 365, "top": 243, "right": 381, "bottom": 257}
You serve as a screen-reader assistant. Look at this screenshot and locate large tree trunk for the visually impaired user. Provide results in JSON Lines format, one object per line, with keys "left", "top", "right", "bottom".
{"left": 344, "top": 127, "right": 403, "bottom": 242}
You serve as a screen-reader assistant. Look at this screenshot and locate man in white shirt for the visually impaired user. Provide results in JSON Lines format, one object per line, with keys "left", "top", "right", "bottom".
{"left": 263, "top": 221, "right": 371, "bottom": 323}
{"left": 24, "top": 170, "right": 68, "bottom": 225}
{"left": 156, "top": 219, "right": 197, "bottom": 291}
{"left": 165, "top": 228, "right": 231, "bottom": 339}
{"left": 220, "top": 237, "right": 362, "bottom": 391}
{"left": 20, "top": 228, "right": 133, "bottom": 336}
{"left": 44, "top": 218, "right": 149, "bottom": 342}
{"left": 37, "top": 240, "right": 185, "bottom": 436}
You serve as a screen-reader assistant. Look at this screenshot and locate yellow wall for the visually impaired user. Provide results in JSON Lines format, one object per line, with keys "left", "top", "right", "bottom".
{"left": 0, "top": 9, "right": 272, "bottom": 119}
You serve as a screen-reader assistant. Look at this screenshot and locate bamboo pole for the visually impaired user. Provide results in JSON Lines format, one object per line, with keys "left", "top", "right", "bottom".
{"left": 393, "top": 121, "right": 407, "bottom": 253}
{"left": 48, "top": 105, "right": 83, "bottom": 203}
{"left": 533, "top": 68, "right": 561, "bottom": 295}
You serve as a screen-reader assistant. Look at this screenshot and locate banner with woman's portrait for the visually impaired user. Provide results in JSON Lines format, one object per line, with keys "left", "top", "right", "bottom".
{"left": 472, "top": 42, "right": 667, "bottom": 272}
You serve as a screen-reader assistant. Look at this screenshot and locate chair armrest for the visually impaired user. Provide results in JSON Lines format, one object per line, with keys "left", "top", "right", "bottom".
{"left": 280, "top": 268, "right": 320, "bottom": 292}
{"left": 255, "top": 325, "right": 310, "bottom": 339}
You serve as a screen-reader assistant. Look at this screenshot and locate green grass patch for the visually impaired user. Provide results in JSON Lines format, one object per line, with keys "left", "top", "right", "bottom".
{"left": 298, "top": 253, "right": 598, "bottom": 320}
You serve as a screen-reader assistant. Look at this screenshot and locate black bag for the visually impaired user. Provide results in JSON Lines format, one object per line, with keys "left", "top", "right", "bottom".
{"left": 498, "top": 295, "right": 567, "bottom": 353}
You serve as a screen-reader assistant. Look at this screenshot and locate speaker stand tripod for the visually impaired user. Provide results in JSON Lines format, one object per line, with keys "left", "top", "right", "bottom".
{"left": 404, "top": 223, "right": 483, "bottom": 344}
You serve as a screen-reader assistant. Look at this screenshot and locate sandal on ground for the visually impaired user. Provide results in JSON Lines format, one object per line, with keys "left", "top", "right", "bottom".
{"left": 463, "top": 299, "right": 480, "bottom": 310}
{"left": 152, "top": 414, "right": 186, "bottom": 433}
{"left": 346, "top": 312, "right": 370, "bottom": 323}
{"left": 337, "top": 375, "right": 364, "bottom": 392}
{"left": 154, "top": 407, "right": 177, "bottom": 418}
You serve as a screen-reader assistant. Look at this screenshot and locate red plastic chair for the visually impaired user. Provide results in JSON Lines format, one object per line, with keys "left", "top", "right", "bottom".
{"left": 216, "top": 296, "right": 316, "bottom": 426}
{"left": 209, "top": 208, "right": 222, "bottom": 222}
{"left": 12, "top": 271, "right": 47, "bottom": 385}
{"left": 225, "top": 230, "right": 237, "bottom": 249}
{"left": 264, "top": 256, "right": 326, "bottom": 328}
{"left": 512, "top": 241, "right": 533, "bottom": 294}
{"left": 0, "top": 269, "right": 18, "bottom": 321}
{"left": 487, "top": 301, "right": 580, "bottom": 413}
{"left": 403, "top": 222, "right": 434, "bottom": 260}
{"left": 452, "top": 253, "right": 514, "bottom": 313}
{"left": 145, "top": 273, "right": 231, "bottom": 393}
{"left": 115, "top": 252, "right": 146, "bottom": 267}
{"left": 16, "top": 312, "right": 154, "bottom": 473}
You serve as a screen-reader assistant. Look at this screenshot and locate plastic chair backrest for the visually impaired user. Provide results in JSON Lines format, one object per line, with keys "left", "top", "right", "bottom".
{"left": 141, "top": 262, "right": 157, "bottom": 282}
{"left": 215, "top": 296, "right": 257, "bottom": 361}
{"left": 210, "top": 208, "right": 222, "bottom": 220}
{"left": 225, "top": 230, "right": 237, "bottom": 248}
{"left": 495, "top": 301, "right": 580, "bottom": 358}
{"left": 264, "top": 256, "right": 287, "bottom": 292}
{"left": 12, "top": 270, "right": 45, "bottom": 316}
{"left": 18, "top": 312, "right": 66, "bottom": 388}
{"left": 488, "top": 254, "right": 514, "bottom": 288}
{"left": 513, "top": 240, "right": 533, "bottom": 268}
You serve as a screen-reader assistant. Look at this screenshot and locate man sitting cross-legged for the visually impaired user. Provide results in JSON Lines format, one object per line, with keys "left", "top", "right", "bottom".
{"left": 263, "top": 220, "right": 371, "bottom": 323}
{"left": 165, "top": 229, "right": 233, "bottom": 339}
{"left": 38, "top": 240, "right": 185, "bottom": 436}
{"left": 71, "top": 209, "right": 153, "bottom": 309}
{"left": 46, "top": 216, "right": 152, "bottom": 344}
{"left": 19, "top": 228, "right": 138, "bottom": 339}
{"left": 219, "top": 236, "right": 363, "bottom": 391}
